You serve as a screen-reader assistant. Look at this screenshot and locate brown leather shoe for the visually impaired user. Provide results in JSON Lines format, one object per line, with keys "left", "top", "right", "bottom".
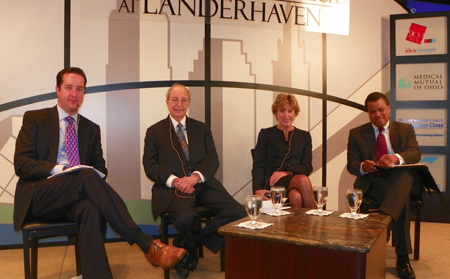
{"left": 144, "top": 240, "right": 187, "bottom": 270}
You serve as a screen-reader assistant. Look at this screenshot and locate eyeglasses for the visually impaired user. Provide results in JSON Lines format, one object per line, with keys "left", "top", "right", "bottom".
{"left": 169, "top": 97, "right": 189, "bottom": 104}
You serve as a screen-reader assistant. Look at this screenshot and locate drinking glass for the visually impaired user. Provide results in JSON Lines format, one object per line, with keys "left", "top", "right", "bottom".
{"left": 245, "top": 195, "right": 263, "bottom": 227}
{"left": 313, "top": 187, "right": 328, "bottom": 215}
{"left": 346, "top": 188, "right": 363, "bottom": 218}
{"left": 270, "top": 186, "right": 286, "bottom": 215}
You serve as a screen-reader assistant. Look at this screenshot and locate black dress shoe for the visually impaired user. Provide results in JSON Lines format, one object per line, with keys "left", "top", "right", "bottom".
{"left": 175, "top": 253, "right": 190, "bottom": 278}
{"left": 175, "top": 264, "right": 190, "bottom": 278}
{"left": 186, "top": 251, "right": 199, "bottom": 272}
{"left": 395, "top": 261, "right": 416, "bottom": 279}
{"left": 173, "top": 236, "right": 187, "bottom": 249}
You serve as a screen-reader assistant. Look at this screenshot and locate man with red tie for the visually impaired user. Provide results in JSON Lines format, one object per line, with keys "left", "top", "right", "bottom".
{"left": 13, "top": 67, "right": 186, "bottom": 279}
{"left": 347, "top": 92, "right": 420, "bottom": 279}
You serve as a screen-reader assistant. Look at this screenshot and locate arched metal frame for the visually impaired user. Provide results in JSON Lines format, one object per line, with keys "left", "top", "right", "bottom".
{"left": 0, "top": 0, "right": 367, "bottom": 188}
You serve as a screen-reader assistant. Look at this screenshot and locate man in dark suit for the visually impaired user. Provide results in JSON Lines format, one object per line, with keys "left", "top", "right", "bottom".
{"left": 347, "top": 92, "right": 420, "bottom": 279}
{"left": 143, "top": 83, "right": 246, "bottom": 278}
{"left": 14, "top": 67, "right": 186, "bottom": 279}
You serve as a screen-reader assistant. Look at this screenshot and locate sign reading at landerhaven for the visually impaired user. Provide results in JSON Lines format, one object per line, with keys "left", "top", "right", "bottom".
{"left": 113, "top": 0, "right": 350, "bottom": 35}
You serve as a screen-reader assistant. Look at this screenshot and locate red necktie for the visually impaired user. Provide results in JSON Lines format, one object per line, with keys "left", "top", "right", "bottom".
{"left": 376, "top": 127, "right": 387, "bottom": 161}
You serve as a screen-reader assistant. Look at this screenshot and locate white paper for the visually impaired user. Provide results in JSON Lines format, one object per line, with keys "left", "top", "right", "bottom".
{"left": 261, "top": 200, "right": 290, "bottom": 212}
{"left": 47, "top": 165, "right": 105, "bottom": 179}
{"left": 339, "top": 213, "right": 369, "bottom": 220}
{"left": 305, "top": 209, "right": 334, "bottom": 216}
{"left": 236, "top": 221, "right": 273, "bottom": 230}
{"left": 262, "top": 210, "right": 293, "bottom": 216}
{"left": 378, "top": 163, "right": 426, "bottom": 170}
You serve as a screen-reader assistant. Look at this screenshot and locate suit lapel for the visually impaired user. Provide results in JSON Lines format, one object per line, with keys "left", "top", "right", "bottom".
{"left": 78, "top": 116, "right": 88, "bottom": 164}
{"left": 185, "top": 117, "right": 193, "bottom": 150}
{"left": 185, "top": 117, "right": 199, "bottom": 162}
{"left": 389, "top": 121, "right": 400, "bottom": 153}
{"left": 46, "top": 107, "right": 60, "bottom": 163}
{"left": 362, "top": 123, "right": 377, "bottom": 161}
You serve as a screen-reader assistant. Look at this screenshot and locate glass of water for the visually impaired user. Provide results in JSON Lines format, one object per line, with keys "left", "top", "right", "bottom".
{"left": 313, "top": 187, "right": 328, "bottom": 215}
{"left": 346, "top": 188, "right": 363, "bottom": 218}
{"left": 270, "top": 186, "right": 286, "bottom": 215}
{"left": 245, "top": 195, "right": 263, "bottom": 227}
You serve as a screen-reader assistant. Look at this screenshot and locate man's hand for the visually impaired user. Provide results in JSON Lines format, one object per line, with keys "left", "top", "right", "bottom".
{"left": 173, "top": 173, "right": 200, "bottom": 194}
{"left": 362, "top": 160, "right": 377, "bottom": 173}
{"left": 377, "top": 154, "right": 399, "bottom": 168}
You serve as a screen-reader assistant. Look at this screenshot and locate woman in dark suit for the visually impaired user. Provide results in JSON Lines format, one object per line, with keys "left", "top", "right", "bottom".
{"left": 252, "top": 93, "right": 316, "bottom": 208}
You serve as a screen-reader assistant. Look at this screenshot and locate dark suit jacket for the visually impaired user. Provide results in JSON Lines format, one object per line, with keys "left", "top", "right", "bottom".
{"left": 13, "top": 106, "right": 107, "bottom": 231}
{"left": 252, "top": 126, "right": 313, "bottom": 192}
{"left": 143, "top": 116, "right": 228, "bottom": 218}
{"left": 346, "top": 121, "right": 421, "bottom": 193}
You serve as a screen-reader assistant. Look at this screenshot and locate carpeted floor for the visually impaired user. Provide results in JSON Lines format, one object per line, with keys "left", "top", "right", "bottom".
{"left": 1, "top": 221, "right": 449, "bottom": 278}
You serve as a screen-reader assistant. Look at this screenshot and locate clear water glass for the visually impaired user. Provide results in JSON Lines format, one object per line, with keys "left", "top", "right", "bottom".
{"left": 346, "top": 188, "right": 363, "bottom": 218}
{"left": 245, "top": 195, "right": 263, "bottom": 226}
{"left": 313, "top": 186, "right": 328, "bottom": 215}
{"left": 270, "top": 186, "right": 286, "bottom": 215}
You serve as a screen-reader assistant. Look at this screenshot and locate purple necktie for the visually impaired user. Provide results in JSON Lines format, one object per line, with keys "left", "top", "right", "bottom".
{"left": 65, "top": 116, "right": 80, "bottom": 167}
{"left": 376, "top": 127, "right": 388, "bottom": 161}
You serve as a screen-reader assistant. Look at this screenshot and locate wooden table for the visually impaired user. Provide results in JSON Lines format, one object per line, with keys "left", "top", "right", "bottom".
{"left": 218, "top": 208, "right": 391, "bottom": 279}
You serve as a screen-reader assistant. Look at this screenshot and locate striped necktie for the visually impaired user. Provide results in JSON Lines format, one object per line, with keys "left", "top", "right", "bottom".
{"left": 176, "top": 123, "right": 189, "bottom": 160}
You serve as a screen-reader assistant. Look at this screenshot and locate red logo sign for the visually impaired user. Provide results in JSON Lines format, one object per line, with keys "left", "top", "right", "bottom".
{"left": 406, "top": 23, "right": 427, "bottom": 45}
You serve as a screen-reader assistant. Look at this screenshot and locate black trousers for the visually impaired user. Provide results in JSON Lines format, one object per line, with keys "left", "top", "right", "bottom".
{"left": 163, "top": 184, "right": 246, "bottom": 253}
{"left": 365, "top": 168, "right": 414, "bottom": 256}
{"left": 26, "top": 169, "right": 146, "bottom": 279}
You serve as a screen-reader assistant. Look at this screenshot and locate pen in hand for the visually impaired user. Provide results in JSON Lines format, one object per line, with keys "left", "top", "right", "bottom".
{"left": 362, "top": 160, "right": 378, "bottom": 173}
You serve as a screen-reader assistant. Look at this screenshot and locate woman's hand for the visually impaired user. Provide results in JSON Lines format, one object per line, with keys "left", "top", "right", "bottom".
{"left": 255, "top": 189, "right": 271, "bottom": 201}
{"left": 269, "top": 171, "right": 290, "bottom": 186}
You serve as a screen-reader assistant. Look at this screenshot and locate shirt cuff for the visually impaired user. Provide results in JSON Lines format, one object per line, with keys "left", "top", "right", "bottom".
{"left": 395, "top": 154, "right": 405, "bottom": 165}
{"left": 192, "top": 171, "right": 205, "bottom": 183}
{"left": 359, "top": 162, "right": 368, "bottom": 176}
{"left": 166, "top": 174, "right": 178, "bottom": 188}
{"left": 50, "top": 164, "right": 66, "bottom": 175}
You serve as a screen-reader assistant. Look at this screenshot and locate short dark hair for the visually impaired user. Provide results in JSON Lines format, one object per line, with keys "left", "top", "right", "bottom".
{"left": 56, "top": 67, "right": 87, "bottom": 89}
{"left": 364, "top": 92, "right": 389, "bottom": 111}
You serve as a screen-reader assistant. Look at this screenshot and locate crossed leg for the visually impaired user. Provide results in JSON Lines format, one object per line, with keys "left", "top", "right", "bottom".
{"left": 288, "top": 175, "right": 317, "bottom": 209}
